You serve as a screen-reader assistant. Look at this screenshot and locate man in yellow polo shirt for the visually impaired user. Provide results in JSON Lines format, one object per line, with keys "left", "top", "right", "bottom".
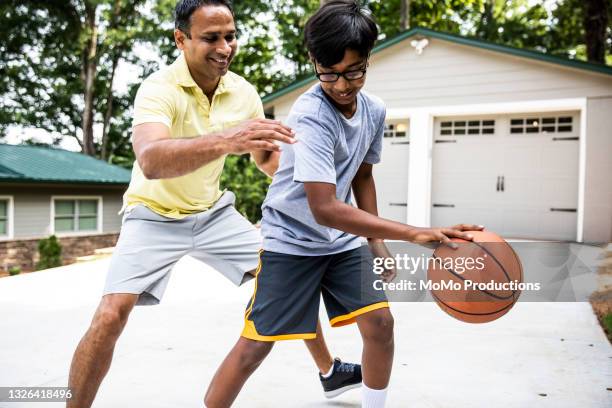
{"left": 66, "top": 1, "right": 361, "bottom": 407}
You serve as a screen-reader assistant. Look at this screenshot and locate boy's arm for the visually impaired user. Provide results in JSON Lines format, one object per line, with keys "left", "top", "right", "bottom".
{"left": 351, "top": 162, "right": 396, "bottom": 281}
{"left": 250, "top": 150, "right": 280, "bottom": 178}
{"left": 304, "top": 177, "right": 481, "bottom": 245}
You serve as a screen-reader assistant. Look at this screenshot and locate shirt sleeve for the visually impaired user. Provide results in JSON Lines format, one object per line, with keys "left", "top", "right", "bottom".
{"left": 132, "top": 79, "right": 175, "bottom": 129}
{"left": 292, "top": 111, "right": 337, "bottom": 185}
{"left": 246, "top": 84, "right": 266, "bottom": 120}
{"left": 363, "top": 108, "right": 386, "bottom": 165}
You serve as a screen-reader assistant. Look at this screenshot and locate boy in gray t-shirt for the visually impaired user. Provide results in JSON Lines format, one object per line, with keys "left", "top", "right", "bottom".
{"left": 205, "top": 2, "right": 482, "bottom": 407}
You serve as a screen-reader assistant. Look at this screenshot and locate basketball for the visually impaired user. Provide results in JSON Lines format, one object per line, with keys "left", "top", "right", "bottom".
{"left": 427, "top": 230, "right": 523, "bottom": 323}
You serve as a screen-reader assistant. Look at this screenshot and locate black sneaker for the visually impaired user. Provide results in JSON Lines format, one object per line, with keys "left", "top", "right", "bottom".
{"left": 319, "top": 358, "right": 362, "bottom": 398}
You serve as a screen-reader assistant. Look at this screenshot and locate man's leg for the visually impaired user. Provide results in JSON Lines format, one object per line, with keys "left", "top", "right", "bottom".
{"left": 303, "top": 319, "right": 334, "bottom": 373}
{"left": 356, "top": 308, "right": 394, "bottom": 407}
{"left": 204, "top": 337, "right": 274, "bottom": 408}
{"left": 67, "top": 294, "right": 139, "bottom": 408}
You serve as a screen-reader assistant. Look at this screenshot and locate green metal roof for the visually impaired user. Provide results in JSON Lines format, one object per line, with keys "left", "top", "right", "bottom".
{"left": 262, "top": 26, "right": 612, "bottom": 105}
{"left": 0, "top": 144, "right": 131, "bottom": 185}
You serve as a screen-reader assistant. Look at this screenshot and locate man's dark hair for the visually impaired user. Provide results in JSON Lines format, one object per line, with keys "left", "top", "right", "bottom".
{"left": 304, "top": 0, "right": 378, "bottom": 67}
{"left": 175, "top": 0, "right": 234, "bottom": 38}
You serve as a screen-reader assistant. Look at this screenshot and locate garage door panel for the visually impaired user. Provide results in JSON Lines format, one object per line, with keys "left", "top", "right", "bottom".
{"left": 374, "top": 135, "right": 409, "bottom": 223}
{"left": 542, "top": 177, "right": 579, "bottom": 206}
{"left": 542, "top": 143, "right": 579, "bottom": 176}
{"left": 504, "top": 144, "right": 542, "bottom": 175}
{"left": 433, "top": 144, "right": 498, "bottom": 172}
{"left": 378, "top": 205, "right": 407, "bottom": 223}
{"left": 501, "top": 175, "right": 541, "bottom": 203}
{"left": 500, "top": 207, "right": 542, "bottom": 237}
{"left": 432, "top": 206, "right": 503, "bottom": 231}
{"left": 540, "top": 211, "right": 578, "bottom": 240}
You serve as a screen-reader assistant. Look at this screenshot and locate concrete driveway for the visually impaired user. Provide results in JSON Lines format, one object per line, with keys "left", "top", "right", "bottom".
{"left": 0, "top": 256, "right": 610, "bottom": 407}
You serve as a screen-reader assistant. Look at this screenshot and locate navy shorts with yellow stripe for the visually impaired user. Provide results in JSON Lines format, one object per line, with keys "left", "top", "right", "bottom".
{"left": 242, "top": 246, "right": 389, "bottom": 341}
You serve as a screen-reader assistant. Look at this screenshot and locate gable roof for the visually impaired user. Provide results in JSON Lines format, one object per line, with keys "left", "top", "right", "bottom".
{"left": 262, "top": 26, "right": 612, "bottom": 105}
{"left": 0, "top": 144, "right": 131, "bottom": 185}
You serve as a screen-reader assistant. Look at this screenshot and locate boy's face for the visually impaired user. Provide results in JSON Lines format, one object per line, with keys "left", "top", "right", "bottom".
{"left": 315, "top": 49, "right": 368, "bottom": 110}
{"left": 175, "top": 5, "right": 237, "bottom": 82}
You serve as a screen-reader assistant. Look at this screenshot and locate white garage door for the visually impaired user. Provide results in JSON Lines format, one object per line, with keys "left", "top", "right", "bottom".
{"left": 373, "top": 120, "right": 410, "bottom": 223}
{"left": 431, "top": 112, "right": 579, "bottom": 241}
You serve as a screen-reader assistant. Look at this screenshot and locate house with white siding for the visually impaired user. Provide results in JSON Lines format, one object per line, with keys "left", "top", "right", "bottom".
{"left": 0, "top": 144, "right": 130, "bottom": 271}
{"left": 262, "top": 27, "right": 612, "bottom": 243}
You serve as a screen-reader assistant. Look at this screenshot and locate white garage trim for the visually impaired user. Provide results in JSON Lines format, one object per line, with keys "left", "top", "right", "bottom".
{"left": 388, "top": 97, "right": 586, "bottom": 242}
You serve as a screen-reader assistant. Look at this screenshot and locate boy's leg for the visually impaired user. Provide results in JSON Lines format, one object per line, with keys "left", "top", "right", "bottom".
{"left": 355, "top": 308, "right": 394, "bottom": 389}
{"left": 356, "top": 308, "right": 394, "bottom": 408}
{"left": 322, "top": 246, "right": 393, "bottom": 406}
{"left": 204, "top": 337, "right": 274, "bottom": 408}
{"left": 303, "top": 320, "right": 334, "bottom": 373}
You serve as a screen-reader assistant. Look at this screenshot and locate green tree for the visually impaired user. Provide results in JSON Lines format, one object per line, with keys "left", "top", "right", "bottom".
{"left": 220, "top": 155, "right": 271, "bottom": 223}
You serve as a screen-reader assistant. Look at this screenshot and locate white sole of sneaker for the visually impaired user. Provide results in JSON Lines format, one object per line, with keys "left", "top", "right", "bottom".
{"left": 324, "top": 383, "right": 362, "bottom": 399}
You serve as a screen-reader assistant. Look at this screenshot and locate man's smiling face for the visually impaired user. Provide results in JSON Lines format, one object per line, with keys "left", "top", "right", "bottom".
{"left": 175, "top": 4, "right": 237, "bottom": 83}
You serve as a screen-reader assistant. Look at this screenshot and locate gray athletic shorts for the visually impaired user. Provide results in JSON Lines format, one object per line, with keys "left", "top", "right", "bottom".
{"left": 103, "top": 191, "right": 261, "bottom": 305}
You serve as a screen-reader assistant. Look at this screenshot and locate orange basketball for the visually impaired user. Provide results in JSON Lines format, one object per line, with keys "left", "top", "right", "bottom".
{"left": 427, "top": 230, "right": 523, "bottom": 323}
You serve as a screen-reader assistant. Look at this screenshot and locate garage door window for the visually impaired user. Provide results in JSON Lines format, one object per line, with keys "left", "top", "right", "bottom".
{"left": 510, "top": 116, "right": 573, "bottom": 134}
{"left": 384, "top": 122, "right": 408, "bottom": 138}
{"left": 440, "top": 119, "right": 495, "bottom": 136}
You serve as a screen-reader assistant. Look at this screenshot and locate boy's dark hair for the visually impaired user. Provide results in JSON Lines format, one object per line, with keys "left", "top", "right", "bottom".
{"left": 304, "top": 0, "right": 378, "bottom": 67}
{"left": 175, "top": 0, "right": 234, "bottom": 38}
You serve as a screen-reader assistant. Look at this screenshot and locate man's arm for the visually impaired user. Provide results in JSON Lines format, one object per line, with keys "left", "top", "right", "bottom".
{"left": 305, "top": 175, "right": 481, "bottom": 245}
{"left": 133, "top": 119, "right": 295, "bottom": 179}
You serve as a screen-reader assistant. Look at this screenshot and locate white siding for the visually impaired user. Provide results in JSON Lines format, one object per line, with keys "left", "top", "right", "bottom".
{"left": 583, "top": 97, "right": 612, "bottom": 242}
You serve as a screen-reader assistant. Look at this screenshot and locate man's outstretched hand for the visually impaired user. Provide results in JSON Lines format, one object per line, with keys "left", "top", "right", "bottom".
{"left": 224, "top": 119, "right": 296, "bottom": 155}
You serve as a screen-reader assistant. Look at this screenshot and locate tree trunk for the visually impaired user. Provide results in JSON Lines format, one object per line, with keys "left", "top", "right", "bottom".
{"left": 81, "top": 2, "right": 98, "bottom": 156}
{"left": 583, "top": 0, "right": 608, "bottom": 63}
{"left": 100, "top": 0, "right": 125, "bottom": 161}
{"left": 101, "top": 54, "right": 118, "bottom": 161}
{"left": 400, "top": 0, "right": 411, "bottom": 31}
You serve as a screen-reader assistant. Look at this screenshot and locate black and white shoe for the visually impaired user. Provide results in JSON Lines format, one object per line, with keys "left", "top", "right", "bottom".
{"left": 319, "top": 358, "right": 362, "bottom": 398}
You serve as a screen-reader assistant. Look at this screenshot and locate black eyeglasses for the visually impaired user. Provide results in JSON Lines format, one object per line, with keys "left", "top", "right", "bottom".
{"left": 314, "top": 63, "right": 368, "bottom": 83}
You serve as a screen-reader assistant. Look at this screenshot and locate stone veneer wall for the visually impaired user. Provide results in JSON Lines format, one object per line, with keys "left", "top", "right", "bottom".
{"left": 0, "top": 233, "right": 119, "bottom": 272}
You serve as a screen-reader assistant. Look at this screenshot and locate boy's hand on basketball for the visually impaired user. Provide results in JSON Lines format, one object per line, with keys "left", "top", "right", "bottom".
{"left": 368, "top": 240, "right": 397, "bottom": 283}
{"left": 224, "top": 119, "right": 296, "bottom": 155}
{"left": 406, "top": 224, "right": 484, "bottom": 249}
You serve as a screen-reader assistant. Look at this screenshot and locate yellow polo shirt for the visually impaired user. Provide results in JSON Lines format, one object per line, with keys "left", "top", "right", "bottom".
{"left": 123, "top": 53, "right": 265, "bottom": 218}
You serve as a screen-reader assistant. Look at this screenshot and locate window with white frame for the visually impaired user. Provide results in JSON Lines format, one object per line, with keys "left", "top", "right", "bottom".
{"left": 440, "top": 119, "right": 495, "bottom": 136}
{"left": 383, "top": 121, "right": 409, "bottom": 138}
{"left": 510, "top": 116, "right": 573, "bottom": 134}
{"left": 0, "top": 197, "right": 11, "bottom": 238}
{"left": 53, "top": 198, "right": 100, "bottom": 233}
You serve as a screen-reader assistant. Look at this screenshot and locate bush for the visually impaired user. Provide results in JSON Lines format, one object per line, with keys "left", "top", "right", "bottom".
{"left": 36, "top": 235, "right": 63, "bottom": 270}
{"left": 8, "top": 266, "right": 21, "bottom": 276}
{"left": 220, "top": 154, "right": 271, "bottom": 224}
